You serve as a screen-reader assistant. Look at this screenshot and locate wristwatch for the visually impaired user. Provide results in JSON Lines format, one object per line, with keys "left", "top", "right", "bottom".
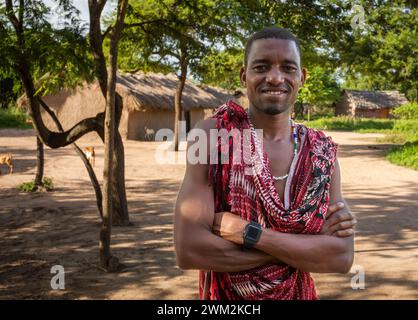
{"left": 243, "top": 220, "right": 262, "bottom": 249}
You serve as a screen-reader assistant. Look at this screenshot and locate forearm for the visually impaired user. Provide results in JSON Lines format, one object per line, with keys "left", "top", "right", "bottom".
{"left": 176, "top": 228, "right": 276, "bottom": 272}
{"left": 255, "top": 230, "right": 354, "bottom": 273}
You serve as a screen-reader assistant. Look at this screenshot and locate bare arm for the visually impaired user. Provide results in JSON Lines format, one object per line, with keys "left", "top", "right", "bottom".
{"left": 214, "top": 159, "right": 355, "bottom": 274}
{"left": 174, "top": 119, "right": 276, "bottom": 272}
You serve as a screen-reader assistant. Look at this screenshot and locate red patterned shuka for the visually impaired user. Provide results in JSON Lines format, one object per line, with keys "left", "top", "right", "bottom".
{"left": 199, "top": 100, "right": 339, "bottom": 300}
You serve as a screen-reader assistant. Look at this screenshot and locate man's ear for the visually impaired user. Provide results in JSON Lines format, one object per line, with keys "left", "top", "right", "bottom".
{"left": 300, "top": 68, "right": 307, "bottom": 86}
{"left": 240, "top": 67, "right": 246, "bottom": 87}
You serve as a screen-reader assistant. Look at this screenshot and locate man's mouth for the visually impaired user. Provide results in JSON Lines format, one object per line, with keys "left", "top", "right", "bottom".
{"left": 261, "top": 88, "right": 289, "bottom": 96}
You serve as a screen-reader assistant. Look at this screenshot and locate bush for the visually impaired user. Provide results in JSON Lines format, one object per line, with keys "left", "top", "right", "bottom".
{"left": 18, "top": 177, "right": 54, "bottom": 192}
{"left": 387, "top": 141, "right": 418, "bottom": 170}
{"left": 392, "top": 119, "right": 418, "bottom": 133}
{"left": 0, "top": 106, "right": 31, "bottom": 129}
{"left": 391, "top": 102, "right": 418, "bottom": 119}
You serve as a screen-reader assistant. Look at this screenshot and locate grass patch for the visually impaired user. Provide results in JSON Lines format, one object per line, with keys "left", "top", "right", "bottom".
{"left": 303, "top": 116, "right": 418, "bottom": 171}
{"left": 303, "top": 116, "right": 395, "bottom": 131}
{"left": 0, "top": 107, "right": 31, "bottom": 129}
{"left": 18, "top": 177, "right": 54, "bottom": 192}
{"left": 387, "top": 141, "right": 418, "bottom": 170}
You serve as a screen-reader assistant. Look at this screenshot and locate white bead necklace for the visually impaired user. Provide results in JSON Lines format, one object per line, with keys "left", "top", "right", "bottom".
{"left": 273, "top": 120, "right": 298, "bottom": 181}
{"left": 248, "top": 115, "right": 298, "bottom": 182}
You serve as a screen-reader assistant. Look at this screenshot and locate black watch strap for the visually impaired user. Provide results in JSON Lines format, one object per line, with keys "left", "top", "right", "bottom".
{"left": 243, "top": 220, "right": 262, "bottom": 249}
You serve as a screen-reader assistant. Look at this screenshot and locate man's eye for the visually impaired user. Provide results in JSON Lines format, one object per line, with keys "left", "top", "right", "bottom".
{"left": 283, "top": 66, "right": 297, "bottom": 72}
{"left": 253, "top": 65, "right": 268, "bottom": 72}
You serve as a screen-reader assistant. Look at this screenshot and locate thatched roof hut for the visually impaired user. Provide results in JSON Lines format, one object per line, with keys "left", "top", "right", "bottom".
{"left": 335, "top": 90, "right": 409, "bottom": 118}
{"left": 117, "top": 72, "right": 230, "bottom": 111}
{"left": 18, "top": 72, "right": 233, "bottom": 140}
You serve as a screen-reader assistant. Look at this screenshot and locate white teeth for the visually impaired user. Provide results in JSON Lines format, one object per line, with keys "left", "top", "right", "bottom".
{"left": 265, "top": 90, "right": 285, "bottom": 95}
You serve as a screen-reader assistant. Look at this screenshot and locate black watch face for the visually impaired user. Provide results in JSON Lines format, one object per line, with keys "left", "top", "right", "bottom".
{"left": 247, "top": 225, "right": 259, "bottom": 239}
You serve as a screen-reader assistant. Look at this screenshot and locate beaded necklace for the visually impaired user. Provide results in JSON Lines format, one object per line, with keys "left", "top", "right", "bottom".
{"left": 273, "top": 119, "right": 298, "bottom": 181}
{"left": 248, "top": 116, "right": 298, "bottom": 181}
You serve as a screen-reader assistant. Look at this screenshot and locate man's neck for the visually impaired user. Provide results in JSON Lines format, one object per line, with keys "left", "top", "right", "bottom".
{"left": 248, "top": 105, "right": 292, "bottom": 142}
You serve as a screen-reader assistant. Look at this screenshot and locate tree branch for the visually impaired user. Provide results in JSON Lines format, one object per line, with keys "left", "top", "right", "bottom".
{"left": 88, "top": 0, "right": 108, "bottom": 96}
{"left": 18, "top": 0, "right": 24, "bottom": 29}
{"left": 98, "top": 0, "right": 107, "bottom": 12}
{"left": 38, "top": 97, "right": 103, "bottom": 218}
{"left": 5, "top": 0, "right": 20, "bottom": 32}
{"left": 123, "top": 19, "right": 167, "bottom": 29}
{"left": 102, "top": 25, "right": 113, "bottom": 38}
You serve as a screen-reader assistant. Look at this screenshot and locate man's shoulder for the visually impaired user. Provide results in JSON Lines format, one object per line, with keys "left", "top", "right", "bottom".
{"left": 298, "top": 123, "right": 335, "bottom": 142}
{"left": 298, "top": 123, "right": 338, "bottom": 160}
{"left": 193, "top": 99, "right": 246, "bottom": 133}
{"left": 194, "top": 118, "right": 217, "bottom": 134}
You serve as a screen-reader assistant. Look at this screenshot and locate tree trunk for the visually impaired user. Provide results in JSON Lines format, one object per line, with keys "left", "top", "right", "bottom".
{"left": 39, "top": 98, "right": 103, "bottom": 219}
{"left": 34, "top": 136, "right": 44, "bottom": 187}
{"left": 7, "top": 0, "right": 129, "bottom": 273}
{"left": 173, "top": 54, "right": 188, "bottom": 152}
{"left": 100, "top": 0, "right": 128, "bottom": 272}
{"left": 38, "top": 94, "right": 128, "bottom": 226}
{"left": 111, "top": 94, "right": 130, "bottom": 226}
{"left": 88, "top": 0, "right": 130, "bottom": 227}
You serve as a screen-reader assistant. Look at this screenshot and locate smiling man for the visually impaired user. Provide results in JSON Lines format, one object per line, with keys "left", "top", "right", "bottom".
{"left": 174, "top": 27, "right": 356, "bottom": 300}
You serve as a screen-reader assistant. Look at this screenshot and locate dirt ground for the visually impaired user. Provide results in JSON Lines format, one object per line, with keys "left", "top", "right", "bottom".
{"left": 0, "top": 128, "right": 417, "bottom": 300}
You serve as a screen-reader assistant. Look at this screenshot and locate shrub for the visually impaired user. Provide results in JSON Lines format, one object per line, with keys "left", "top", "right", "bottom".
{"left": 18, "top": 177, "right": 54, "bottom": 192}
{"left": 0, "top": 106, "right": 31, "bottom": 129}
{"left": 387, "top": 141, "right": 418, "bottom": 170}
{"left": 391, "top": 102, "right": 418, "bottom": 119}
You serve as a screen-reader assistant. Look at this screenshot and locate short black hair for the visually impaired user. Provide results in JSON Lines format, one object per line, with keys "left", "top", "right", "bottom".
{"left": 244, "top": 27, "right": 302, "bottom": 67}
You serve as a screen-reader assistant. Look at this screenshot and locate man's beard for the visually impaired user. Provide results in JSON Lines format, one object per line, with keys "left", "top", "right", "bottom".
{"left": 264, "top": 106, "right": 282, "bottom": 115}
{"left": 253, "top": 102, "right": 291, "bottom": 115}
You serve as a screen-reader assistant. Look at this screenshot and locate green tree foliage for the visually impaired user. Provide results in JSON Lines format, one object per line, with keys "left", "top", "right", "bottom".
{"left": 195, "top": 48, "right": 243, "bottom": 90}
{"left": 118, "top": 0, "right": 249, "bottom": 73}
{"left": 337, "top": 0, "right": 418, "bottom": 101}
{"left": 0, "top": 0, "right": 94, "bottom": 99}
{"left": 298, "top": 65, "right": 341, "bottom": 107}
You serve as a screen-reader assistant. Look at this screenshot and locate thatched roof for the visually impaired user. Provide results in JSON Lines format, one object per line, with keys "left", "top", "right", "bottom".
{"left": 345, "top": 90, "right": 409, "bottom": 110}
{"left": 15, "top": 72, "right": 233, "bottom": 135}
{"left": 17, "top": 71, "right": 232, "bottom": 112}
{"left": 117, "top": 72, "right": 232, "bottom": 111}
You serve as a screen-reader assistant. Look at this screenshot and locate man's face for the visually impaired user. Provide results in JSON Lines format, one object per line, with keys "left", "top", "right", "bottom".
{"left": 240, "top": 38, "right": 306, "bottom": 116}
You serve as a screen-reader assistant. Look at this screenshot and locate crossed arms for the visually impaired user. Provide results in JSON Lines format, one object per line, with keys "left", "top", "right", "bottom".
{"left": 174, "top": 119, "right": 355, "bottom": 274}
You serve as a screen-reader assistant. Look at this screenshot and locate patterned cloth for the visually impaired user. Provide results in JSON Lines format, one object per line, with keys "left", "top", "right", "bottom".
{"left": 199, "top": 100, "right": 338, "bottom": 300}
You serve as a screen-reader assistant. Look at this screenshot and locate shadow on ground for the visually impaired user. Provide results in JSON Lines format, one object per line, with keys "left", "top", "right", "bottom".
{"left": 0, "top": 178, "right": 198, "bottom": 299}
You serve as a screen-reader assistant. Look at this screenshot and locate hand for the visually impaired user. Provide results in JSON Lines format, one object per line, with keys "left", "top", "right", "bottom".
{"left": 321, "top": 202, "right": 357, "bottom": 237}
{"left": 212, "top": 211, "right": 248, "bottom": 245}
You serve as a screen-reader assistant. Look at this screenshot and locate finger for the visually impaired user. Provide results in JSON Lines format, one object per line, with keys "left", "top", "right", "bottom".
{"left": 326, "top": 202, "right": 345, "bottom": 219}
{"left": 321, "top": 228, "right": 333, "bottom": 236}
{"left": 332, "top": 229, "right": 354, "bottom": 237}
{"left": 328, "top": 212, "right": 355, "bottom": 226}
{"left": 330, "top": 219, "right": 357, "bottom": 233}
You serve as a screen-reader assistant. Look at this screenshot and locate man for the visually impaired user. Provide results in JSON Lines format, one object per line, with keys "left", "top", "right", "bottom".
{"left": 174, "top": 27, "right": 356, "bottom": 300}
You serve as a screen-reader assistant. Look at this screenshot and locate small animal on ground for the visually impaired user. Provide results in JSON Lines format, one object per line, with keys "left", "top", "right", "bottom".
{"left": 144, "top": 126, "right": 155, "bottom": 141}
{"left": 83, "top": 147, "right": 95, "bottom": 167}
{"left": 0, "top": 153, "right": 13, "bottom": 174}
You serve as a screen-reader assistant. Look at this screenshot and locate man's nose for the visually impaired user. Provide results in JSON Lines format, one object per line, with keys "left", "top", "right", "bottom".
{"left": 266, "top": 67, "right": 284, "bottom": 84}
